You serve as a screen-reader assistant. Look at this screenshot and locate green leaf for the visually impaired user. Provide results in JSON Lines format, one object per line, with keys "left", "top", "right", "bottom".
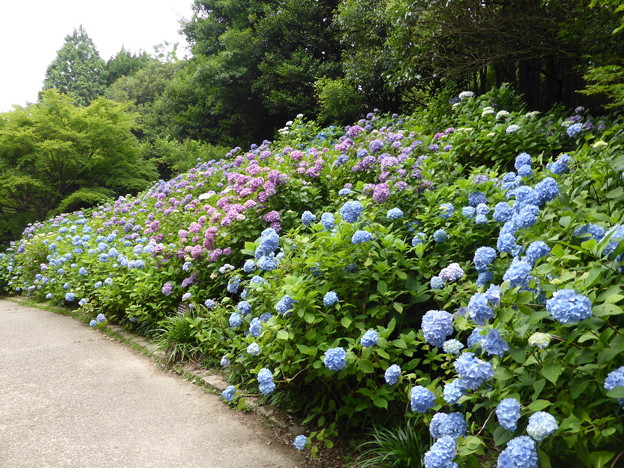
{"left": 276, "top": 330, "right": 289, "bottom": 341}
{"left": 358, "top": 359, "right": 375, "bottom": 373}
{"left": 377, "top": 280, "right": 388, "bottom": 294}
{"left": 538, "top": 449, "right": 552, "bottom": 468}
{"left": 341, "top": 316, "right": 352, "bottom": 328}
{"left": 542, "top": 362, "right": 564, "bottom": 384}
{"left": 606, "top": 387, "right": 624, "bottom": 398}
{"left": 593, "top": 303, "right": 624, "bottom": 317}
{"left": 372, "top": 396, "right": 388, "bottom": 409}
{"left": 527, "top": 399, "right": 551, "bottom": 411}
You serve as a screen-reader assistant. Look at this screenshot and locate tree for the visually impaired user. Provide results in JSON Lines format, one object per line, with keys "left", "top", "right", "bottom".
{"left": 0, "top": 90, "right": 157, "bottom": 240}
{"left": 41, "top": 26, "right": 106, "bottom": 106}
{"left": 104, "top": 48, "right": 153, "bottom": 86}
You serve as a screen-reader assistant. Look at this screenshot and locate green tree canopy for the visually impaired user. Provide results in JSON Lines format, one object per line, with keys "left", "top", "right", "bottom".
{"left": 41, "top": 26, "right": 106, "bottom": 106}
{"left": 0, "top": 90, "right": 157, "bottom": 240}
{"left": 104, "top": 48, "right": 153, "bottom": 86}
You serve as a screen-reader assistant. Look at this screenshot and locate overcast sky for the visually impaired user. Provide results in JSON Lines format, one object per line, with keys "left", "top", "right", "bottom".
{"left": 0, "top": 0, "right": 194, "bottom": 112}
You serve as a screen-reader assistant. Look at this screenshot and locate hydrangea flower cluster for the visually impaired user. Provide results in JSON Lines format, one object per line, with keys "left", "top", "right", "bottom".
{"left": 351, "top": 230, "right": 372, "bottom": 244}
{"left": 387, "top": 207, "right": 404, "bottom": 220}
{"left": 293, "top": 435, "right": 307, "bottom": 451}
{"left": 498, "top": 436, "right": 538, "bottom": 468}
{"left": 222, "top": 385, "right": 236, "bottom": 402}
{"left": 526, "top": 411, "right": 558, "bottom": 441}
{"left": 474, "top": 246, "right": 496, "bottom": 273}
{"left": 502, "top": 258, "right": 532, "bottom": 288}
{"left": 301, "top": 210, "right": 316, "bottom": 226}
{"left": 528, "top": 332, "right": 552, "bottom": 349}
{"left": 275, "top": 294, "right": 297, "bottom": 315}
{"left": 453, "top": 352, "right": 494, "bottom": 390}
{"left": 546, "top": 289, "right": 592, "bottom": 324}
{"left": 604, "top": 366, "right": 624, "bottom": 408}
{"left": 443, "top": 339, "right": 464, "bottom": 355}
{"left": 496, "top": 398, "right": 521, "bottom": 431}
{"left": 423, "top": 436, "right": 457, "bottom": 468}
{"left": 340, "top": 200, "right": 363, "bottom": 223}
{"left": 323, "top": 347, "right": 347, "bottom": 371}
{"left": 439, "top": 203, "right": 454, "bottom": 219}
{"left": 257, "top": 368, "right": 276, "bottom": 395}
{"left": 439, "top": 263, "right": 464, "bottom": 283}
{"left": 320, "top": 212, "right": 335, "bottom": 230}
{"left": 429, "top": 412, "right": 467, "bottom": 439}
{"left": 443, "top": 379, "right": 466, "bottom": 405}
{"left": 421, "top": 310, "right": 454, "bottom": 347}
{"left": 384, "top": 364, "right": 401, "bottom": 385}
{"left": 361, "top": 329, "right": 379, "bottom": 347}
{"left": 410, "top": 385, "right": 436, "bottom": 412}
{"left": 323, "top": 291, "right": 339, "bottom": 306}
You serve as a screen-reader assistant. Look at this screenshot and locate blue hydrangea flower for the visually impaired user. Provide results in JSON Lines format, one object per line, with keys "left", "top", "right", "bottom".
{"left": 421, "top": 310, "right": 454, "bottom": 347}
{"left": 443, "top": 339, "right": 464, "bottom": 355}
{"left": 498, "top": 436, "right": 538, "bottom": 468}
{"left": 443, "top": 379, "right": 466, "bottom": 405}
{"left": 567, "top": 122, "right": 583, "bottom": 137}
{"left": 204, "top": 299, "right": 216, "bottom": 308}
{"left": 45, "top": 293, "right": 52, "bottom": 299}
{"left": 503, "top": 258, "right": 532, "bottom": 288}
{"left": 384, "top": 364, "right": 401, "bottom": 385}
{"left": 301, "top": 210, "right": 316, "bottom": 226}
{"left": 497, "top": 232, "right": 516, "bottom": 253}
{"left": 352, "top": 230, "right": 373, "bottom": 244}
{"left": 468, "top": 327, "right": 485, "bottom": 348}
{"left": 323, "top": 291, "right": 339, "bottom": 306}
{"left": 439, "top": 203, "right": 454, "bottom": 219}
{"left": 535, "top": 177, "right": 559, "bottom": 204}
{"left": 453, "top": 352, "right": 494, "bottom": 390}
{"left": 249, "top": 317, "right": 262, "bottom": 337}
{"left": 258, "top": 368, "right": 275, "bottom": 395}
{"left": 361, "top": 329, "right": 379, "bottom": 347}
{"left": 324, "top": 347, "right": 347, "bottom": 371}
{"left": 65, "top": 292, "right": 75, "bottom": 301}
{"left": 517, "top": 165, "right": 533, "bottom": 177}
{"left": 237, "top": 301, "right": 252, "bottom": 315}
{"left": 96, "top": 313, "right": 106, "bottom": 323}
{"left": 410, "top": 385, "right": 436, "bottom": 413}
{"left": 515, "top": 153, "right": 532, "bottom": 170}
{"left": 474, "top": 247, "right": 496, "bottom": 272}
{"left": 433, "top": 229, "right": 447, "bottom": 243}
{"left": 412, "top": 232, "right": 426, "bottom": 246}
{"left": 222, "top": 385, "right": 236, "bottom": 402}
{"left": 603, "top": 225, "right": 624, "bottom": 259}
{"left": 482, "top": 329, "right": 509, "bottom": 357}
{"left": 605, "top": 366, "right": 624, "bottom": 408}
{"left": 257, "top": 253, "right": 279, "bottom": 271}
{"left": 527, "top": 411, "right": 558, "bottom": 441}
{"left": 247, "top": 342, "right": 260, "bottom": 355}
{"left": 220, "top": 356, "right": 230, "bottom": 367}
{"left": 462, "top": 206, "right": 476, "bottom": 218}
{"left": 525, "top": 241, "right": 550, "bottom": 265}
{"left": 89, "top": 319, "right": 97, "bottom": 327}
{"left": 227, "top": 276, "right": 241, "bottom": 294}
{"left": 275, "top": 294, "right": 297, "bottom": 315}
{"left": 468, "top": 192, "right": 487, "bottom": 207}
{"left": 229, "top": 312, "right": 242, "bottom": 328}
{"left": 476, "top": 271, "right": 494, "bottom": 287}
{"left": 510, "top": 204, "right": 540, "bottom": 229}
{"left": 423, "top": 436, "right": 457, "bottom": 468}
{"left": 493, "top": 202, "right": 514, "bottom": 223}
{"left": 439, "top": 263, "right": 464, "bottom": 283}
{"left": 496, "top": 398, "right": 521, "bottom": 431}
{"left": 546, "top": 289, "right": 592, "bottom": 324}
{"left": 243, "top": 260, "right": 256, "bottom": 273}
{"left": 429, "top": 412, "right": 467, "bottom": 440}
{"left": 321, "top": 212, "right": 335, "bottom": 230}
{"left": 468, "top": 293, "right": 494, "bottom": 325}
{"left": 574, "top": 223, "right": 605, "bottom": 241}
{"left": 387, "top": 207, "right": 404, "bottom": 220}
{"left": 340, "top": 201, "right": 363, "bottom": 223}
{"left": 293, "top": 435, "right": 307, "bottom": 451}
{"left": 338, "top": 188, "right": 352, "bottom": 196}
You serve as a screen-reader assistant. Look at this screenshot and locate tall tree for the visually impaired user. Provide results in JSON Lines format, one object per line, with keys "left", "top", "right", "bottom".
{"left": 0, "top": 90, "right": 156, "bottom": 240}
{"left": 41, "top": 26, "right": 106, "bottom": 106}
{"left": 104, "top": 48, "right": 153, "bottom": 86}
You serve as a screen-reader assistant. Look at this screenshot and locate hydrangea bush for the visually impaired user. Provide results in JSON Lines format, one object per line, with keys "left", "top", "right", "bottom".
{"left": 1, "top": 87, "right": 623, "bottom": 465}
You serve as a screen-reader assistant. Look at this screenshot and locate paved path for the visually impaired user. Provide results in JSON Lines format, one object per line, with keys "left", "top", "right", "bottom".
{"left": 0, "top": 299, "right": 301, "bottom": 468}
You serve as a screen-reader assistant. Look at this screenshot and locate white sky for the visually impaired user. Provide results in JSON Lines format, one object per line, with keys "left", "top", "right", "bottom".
{"left": 0, "top": 0, "right": 194, "bottom": 112}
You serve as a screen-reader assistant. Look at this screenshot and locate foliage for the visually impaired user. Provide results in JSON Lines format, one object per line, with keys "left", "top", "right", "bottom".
{"left": 1, "top": 87, "right": 623, "bottom": 466}
{"left": 41, "top": 26, "right": 106, "bottom": 106}
{"left": 104, "top": 48, "right": 153, "bottom": 86}
{"left": 0, "top": 90, "right": 156, "bottom": 240}
{"left": 315, "top": 77, "right": 365, "bottom": 125}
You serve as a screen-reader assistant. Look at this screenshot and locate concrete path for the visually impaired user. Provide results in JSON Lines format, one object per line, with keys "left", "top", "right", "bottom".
{"left": 0, "top": 299, "right": 301, "bottom": 468}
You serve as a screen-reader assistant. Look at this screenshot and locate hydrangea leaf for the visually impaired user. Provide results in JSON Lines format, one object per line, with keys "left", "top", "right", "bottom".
{"left": 542, "top": 362, "right": 564, "bottom": 384}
